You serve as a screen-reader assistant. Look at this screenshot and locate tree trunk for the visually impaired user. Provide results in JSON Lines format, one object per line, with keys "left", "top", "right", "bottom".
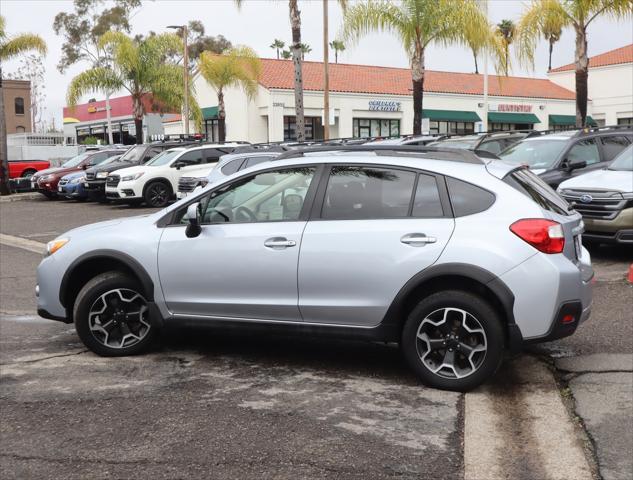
{"left": 0, "top": 70, "right": 10, "bottom": 195}
{"left": 133, "top": 96, "right": 144, "bottom": 144}
{"left": 548, "top": 38, "right": 554, "bottom": 72}
{"left": 105, "top": 92, "right": 114, "bottom": 144}
{"left": 289, "top": 0, "right": 305, "bottom": 142}
{"left": 218, "top": 90, "right": 226, "bottom": 143}
{"left": 574, "top": 26, "right": 589, "bottom": 127}
{"left": 473, "top": 49, "right": 479, "bottom": 74}
{"left": 322, "top": 0, "right": 330, "bottom": 141}
{"left": 335, "top": 50, "right": 338, "bottom": 64}
{"left": 411, "top": 48, "right": 425, "bottom": 136}
{"left": 505, "top": 44, "right": 509, "bottom": 75}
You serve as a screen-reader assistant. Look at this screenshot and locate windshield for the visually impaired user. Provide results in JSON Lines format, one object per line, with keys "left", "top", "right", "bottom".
{"left": 145, "top": 149, "right": 183, "bottom": 166}
{"left": 117, "top": 145, "right": 146, "bottom": 163}
{"left": 608, "top": 145, "right": 633, "bottom": 171}
{"left": 431, "top": 137, "right": 479, "bottom": 150}
{"left": 61, "top": 153, "right": 91, "bottom": 168}
{"left": 498, "top": 139, "right": 568, "bottom": 169}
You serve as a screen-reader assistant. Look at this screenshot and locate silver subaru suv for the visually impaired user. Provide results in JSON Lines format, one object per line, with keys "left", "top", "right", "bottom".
{"left": 36, "top": 146, "right": 593, "bottom": 391}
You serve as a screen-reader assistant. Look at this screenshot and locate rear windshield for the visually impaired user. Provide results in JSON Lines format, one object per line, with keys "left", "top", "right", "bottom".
{"left": 503, "top": 168, "right": 571, "bottom": 216}
{"left": 431, "top": 137, "right": 479, "bottom": 150}
{"left": 498, "top": 139, "right": 567, "bottom": 169}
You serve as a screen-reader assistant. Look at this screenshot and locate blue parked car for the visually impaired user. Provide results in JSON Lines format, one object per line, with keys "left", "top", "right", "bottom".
{"left": 58, "top": 155, "right": 122, "bottom": 200}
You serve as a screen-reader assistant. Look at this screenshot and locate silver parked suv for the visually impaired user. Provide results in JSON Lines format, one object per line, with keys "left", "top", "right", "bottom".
{"left": 36, "top": 146, "right": 593, "bottom": 391}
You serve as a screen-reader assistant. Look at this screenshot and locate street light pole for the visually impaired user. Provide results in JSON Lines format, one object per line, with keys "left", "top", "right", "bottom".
{"left": 167, "top": 24, "right": 189, "bottom": 136}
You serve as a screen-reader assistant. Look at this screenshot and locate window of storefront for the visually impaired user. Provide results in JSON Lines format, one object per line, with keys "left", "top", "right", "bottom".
{"left": 352, "top": 118, "right": 400, "bottom": 138}
{"left": 284, "top": 116, "right": 324, "bottom": 141}
{"left": 490, "top": 122, "right": 534, "bottom": 132}
{"left": 617, "top": 117, "right": 633, "bottom": 126}
{"left": 204, "top": 119, "right": 219, "bottom": 142}
{"left": 429, "top": 121, "right": 474, "bottom": 135}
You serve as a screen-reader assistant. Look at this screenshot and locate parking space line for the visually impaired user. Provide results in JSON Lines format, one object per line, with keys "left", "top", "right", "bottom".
{"left": 0, "top": 234, "right": 46, "bottom": 254}
{"left": 464, "top": 356, "right": 593, "bottom": 480}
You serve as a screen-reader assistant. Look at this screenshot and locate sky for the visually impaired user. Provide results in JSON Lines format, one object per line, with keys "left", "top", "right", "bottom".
{"left": 1, "top": 0, "right": 632, "bottom": 128}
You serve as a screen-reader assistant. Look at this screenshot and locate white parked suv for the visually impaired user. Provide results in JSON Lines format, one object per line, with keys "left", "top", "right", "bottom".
{"left": 105, "top": 144, "right": 240, "bottom": 207}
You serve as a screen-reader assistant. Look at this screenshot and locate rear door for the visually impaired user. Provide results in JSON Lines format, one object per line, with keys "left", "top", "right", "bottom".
{"left": 298, "top": 165, "right": 455, "bottom": 326}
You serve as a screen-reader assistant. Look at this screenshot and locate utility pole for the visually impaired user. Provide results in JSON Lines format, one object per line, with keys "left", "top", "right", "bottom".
{"left": 481, "top": 0, "right": 489, "bottom": 132}
{"left": 323, "top": 0, "right": 330, "bottom": 141}
{"left": 167, "top": 24, "right": 189, "bottom": 135}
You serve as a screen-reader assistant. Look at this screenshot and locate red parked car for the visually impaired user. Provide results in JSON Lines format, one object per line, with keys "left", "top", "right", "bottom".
{"left": 8, "top": 160, "right": 50, "bottom": 179}
{"left": 31, "top": 150, "right": 124, "bottom": 199}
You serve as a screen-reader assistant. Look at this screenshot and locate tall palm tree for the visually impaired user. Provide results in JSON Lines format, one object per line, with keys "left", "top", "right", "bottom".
{"left": 66, "top": 31, "right": 201, "bottom": 145}
{"left": 288, "top": 0, "right": 306, "bottom": 141}
{"left": 496, "top": 19, "right": 515, "bottom": 74}
{"left": 281, "top": 49, "right": 292, "bottom": 60}
{"left": 516, "top": 0, "right": 632, "bottom": 127}
{"left": 329, "top": 40, "right": 346, "bottom": 64}
{"left": 343, "top": 0, "right": 492, "bottom": 135}
{"left": 299, "top": 43, "right": 312, "bottom": 60}
{"left": 0, "top": 15, "right": 47, "bottom": 195}
{"left": 542, "top": 17, "right": 563, "bottom": 72}
{"left": 198, "top": 46, "right": 262, "bottom": 142}
{"left": 270, "top": 39, "right": 285, "bottom": 59}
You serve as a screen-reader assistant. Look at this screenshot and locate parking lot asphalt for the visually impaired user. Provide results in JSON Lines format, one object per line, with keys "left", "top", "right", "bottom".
{"left": 1, "top": 196, "right": 632, "bottom": 479}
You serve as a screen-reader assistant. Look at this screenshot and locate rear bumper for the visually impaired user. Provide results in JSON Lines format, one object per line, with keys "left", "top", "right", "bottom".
{"left": 583, "top": 229, "right": 633, "bottom": 244}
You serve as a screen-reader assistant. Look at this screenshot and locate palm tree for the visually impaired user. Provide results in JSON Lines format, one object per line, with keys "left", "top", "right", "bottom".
{"left": 299, "top": 43, "right": 312, "bottom": 60}
{"left": 281, "top": 49, "right": 292, "bottom": 60}
{"left": 198, "top": 46, "right": 262, "bottom": 142}
{"left": 329, "top": 40, "right": 346, "bottom": 64}
{"left": 542, "top": 18, "right": 562, "bottom": 72}
{"left": 516, "top": 0, "right": 632, "bottom": 127}
{"left": 343, "top": 0, "right": 492, "bottom": 135}
{"left": 496, "top": 19, "right": 515, "bottom": 74}
{"left": 270, "top": 39, "right": 285, "bottom": 59}
{"left": 0, "top": 15, "right": 47, "bottom": 195}
{"left": 66, "top": 31, "right": 201, "bottom": 145}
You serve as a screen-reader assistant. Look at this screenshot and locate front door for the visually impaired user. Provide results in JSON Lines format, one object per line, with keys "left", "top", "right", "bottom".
{"left": 157, "top": 165, "right": 319, "bottom": 321}
{"left": 299, "top": 166, "right": 455, "bottom": 326}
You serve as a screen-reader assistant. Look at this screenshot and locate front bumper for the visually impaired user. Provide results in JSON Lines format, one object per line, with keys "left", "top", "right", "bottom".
{"left": 582, "top": 208, "right": 633, "bottom": 244}
{"left": 105, "top": 182, "right": 141, "bottom": 200}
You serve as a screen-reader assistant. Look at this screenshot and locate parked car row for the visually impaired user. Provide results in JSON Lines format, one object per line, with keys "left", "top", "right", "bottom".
{"left": 28, "top": 126, "right": 632, "bottom": 244}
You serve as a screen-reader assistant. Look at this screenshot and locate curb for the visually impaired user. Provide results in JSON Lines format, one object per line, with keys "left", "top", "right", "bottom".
{"left": 0, "top": 192, "right": 42, "bottom": 203}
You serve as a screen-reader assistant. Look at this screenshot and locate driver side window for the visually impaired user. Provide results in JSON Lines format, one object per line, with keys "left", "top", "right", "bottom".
{"left": 198, "top": 167, "right": 316, "bottom": 224}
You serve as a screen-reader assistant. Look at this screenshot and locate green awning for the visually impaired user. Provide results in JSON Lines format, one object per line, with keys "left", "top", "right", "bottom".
{"left": 422, "top": 109, "right": 481, "bottom": 122}
{"left": 549, "top": 114, "right": 597, "bottom": 126}
{"left": 488, "top": 112, "right": 541, "bottom": 124}
{"left": 202, "top": 106, "right": 218, "bottom": 120}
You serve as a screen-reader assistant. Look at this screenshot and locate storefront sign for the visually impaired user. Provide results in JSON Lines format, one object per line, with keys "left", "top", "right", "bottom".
{"left": 87, "top": 105, "right": 107, "bottom": 113}
{"left": 368, "top": 100, "right": 401, "bottom": 112}
{"left": 489, "top": 103, "right": 532, "bottom": 113}
{"left": 272, "top": 102, "right": 285, "bottom": 107}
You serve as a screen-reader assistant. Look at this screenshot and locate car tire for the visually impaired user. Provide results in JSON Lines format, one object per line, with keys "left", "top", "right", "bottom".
{"left": 73, "top": 271, "right": 157, "bottom": 357}
{"left": 143, "top": 180, "right": 172, "bottom": 208}
{"left": 22, "top": 169, "right": 37, "bottom": 178}
{"left": 401, "top": 290, "right": 504, "bottom": 392}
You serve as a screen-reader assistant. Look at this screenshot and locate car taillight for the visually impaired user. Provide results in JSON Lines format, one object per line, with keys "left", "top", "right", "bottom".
{"left": 510, "top": 219, "right": 565, "bottom": 254}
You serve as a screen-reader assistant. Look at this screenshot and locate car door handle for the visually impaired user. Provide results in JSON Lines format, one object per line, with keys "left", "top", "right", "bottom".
{"left": 401, "top": 233, "right": 437, "bottom": 246}
{"left": 264, "top": 237, "right": 296, "bottom": 249}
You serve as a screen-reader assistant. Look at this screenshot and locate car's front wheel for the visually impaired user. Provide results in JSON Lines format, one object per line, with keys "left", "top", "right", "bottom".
{"left": 401, "top": 290, "right": 504, "bottom": 392}
{"left": 144, "top": 180, "right": 172, "bottom": 208}
{"left": 73, "top": 271, "right": 156, "bottom": 356}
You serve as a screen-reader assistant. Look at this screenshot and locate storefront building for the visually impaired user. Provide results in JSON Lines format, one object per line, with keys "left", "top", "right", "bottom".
{"left": 548, "top": 43, "right": 632, "bottom": 128}
{"left": 63, "top": 95, "right": 174, "bottom": 144}
{"left": 191, "top": 58, "right": 588, "bottom": 143}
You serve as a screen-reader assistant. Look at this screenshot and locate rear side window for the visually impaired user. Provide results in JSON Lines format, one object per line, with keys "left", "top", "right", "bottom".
{"left": 221, "top": 159, "right": 243, "bottom": 175}
{"left": 322, "top": 166, "right": 416, "bottom": 220}
{"left": 447, "top": 178, "right": 495, "bottom": 217}
{"left": 178, "top": 150, "right": 203, "bottom": 165}
{"left": 600, "top": 136, "right": 630, "bottom": 161}
{"left": 567, "top": 138, "right": 599, "bottom": 165}
{"left": 412, "top": 174, "right": 444, "bottom": 217}
{"left": 203, "top": 148, "right": 226, "bottom": 164}
{"left": 504, "top": 168, "right": 569, "bottom": 216}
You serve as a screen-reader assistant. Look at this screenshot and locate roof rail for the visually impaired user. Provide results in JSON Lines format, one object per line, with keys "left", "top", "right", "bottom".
{"left": 231, "top": 144, "right": 291, "bottom": 154}
{"left": 576, "top": 124, "right": 633, "bottom": 135}
{"left": 274, "top": 145, "right": 486, "bottom": 164}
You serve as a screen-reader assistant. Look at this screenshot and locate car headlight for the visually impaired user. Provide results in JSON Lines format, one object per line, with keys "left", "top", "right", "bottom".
{"left": 40, "top": 174, "right": 54, "bottom": 182}
{"left": 96, "top": 171, "right": 109, "bottom": 178}
{"left": 46, "top": 238, "right": 69, "bottom": 256}
{"left": 622, "top": 192, "right": 633, "bottom": 200}
{"left": 122, "top": 172, "right": 144, "bottom": 181}
{"left": 70, "top": 176, "right": 85, "bottom": 184}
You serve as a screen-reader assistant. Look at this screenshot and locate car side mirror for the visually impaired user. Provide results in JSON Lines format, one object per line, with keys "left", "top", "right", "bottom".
{"left": 173, "top": 160, "right": 184, "bottom": 170}
{"left": 565, "top": 158, "right": 587, "bottom": 171}
{"left": 185, "top": 202, "right": 202, "bottom": 238}
{"left": 82, "top": 164, "right": 88, "bottom": 170}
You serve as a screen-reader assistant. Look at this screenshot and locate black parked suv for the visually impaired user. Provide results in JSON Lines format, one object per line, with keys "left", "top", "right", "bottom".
{"left": 429, "top": 131, "right": 537, "bottom": 155}
{"left": 499, "top": 125, "right": 632, "bottom": 189}
{"left": 84, "top": 140, "right": 201, "bottom": 200}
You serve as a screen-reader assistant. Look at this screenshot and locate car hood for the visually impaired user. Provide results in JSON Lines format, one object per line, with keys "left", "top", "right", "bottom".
{"left": 87, "top": 160, "right": 138, "bottom": 174}
{"left": 559, "top": 169, "right": 633, "bottom": 193}
{"left": 112, "top": 165, "right": 147, "bottom": 177}
{"left": 32, "top": 166, "right": 64, "bottom": 178}
{"left": 35, "top": 166, "right": 81, "bottom": 178}
{"left": 61, "top": 171, "right": 85, "bottom": 180}
{"left": 63, "top": 214, "right": 152, "bottom": 238}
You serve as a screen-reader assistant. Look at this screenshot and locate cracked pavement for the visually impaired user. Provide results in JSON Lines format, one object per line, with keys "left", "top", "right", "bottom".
{"left": 1, "top": 197, "right": 632, "bottom": 479}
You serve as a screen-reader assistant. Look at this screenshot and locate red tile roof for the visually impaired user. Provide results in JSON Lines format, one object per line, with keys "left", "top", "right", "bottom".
{"left": 550, "top": 44, "right": 633, "bottom": 73}
{"left": 258, "top": 58, "right": 576, "bottom": 100}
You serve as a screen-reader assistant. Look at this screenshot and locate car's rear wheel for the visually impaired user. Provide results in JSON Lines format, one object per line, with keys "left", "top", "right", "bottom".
{"left": 144, "top": 181, "right": 172, "bottom": 208}
{"left": 401, "top": 290, "right": 504, "bottom": 392}
{"left": 22, "top": 169, "right": 37, "bottom": 178}
{"left": 73, "top": 272, "right": 156, "bottom": 356}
